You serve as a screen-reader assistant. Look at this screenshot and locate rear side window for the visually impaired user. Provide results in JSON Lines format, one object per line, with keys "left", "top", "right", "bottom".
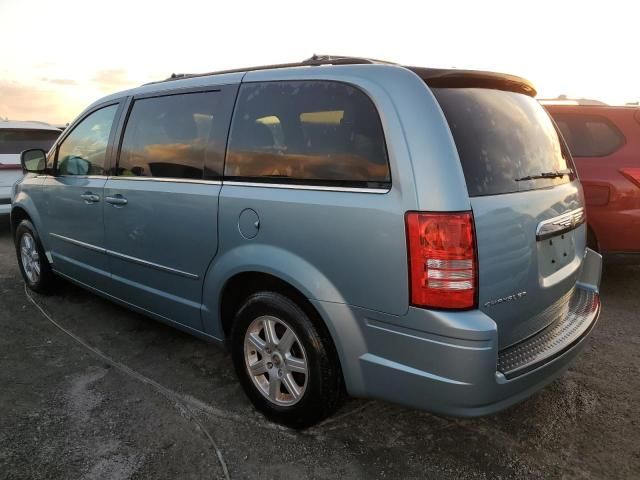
{"left": 118, "top": 91, "right": 225, "bottom": 179}
{"left": 226, "top": 81, "right": 390, "bottom": 188}
{"left": 551, "top": 113, "right": 625, "bottom": 157}
{"left": 432, "top": 88, "right": 573, "bottom": 197}
{"left": 0, "top": 129, "right": 60, "bottom": 154}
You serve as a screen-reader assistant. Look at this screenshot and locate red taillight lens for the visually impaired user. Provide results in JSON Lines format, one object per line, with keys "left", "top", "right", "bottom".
{"left": 620, "top": 168, "right": 640, "bottom": 189}
{"left": 405, "top": 211, "right": 477, "bottom": 310}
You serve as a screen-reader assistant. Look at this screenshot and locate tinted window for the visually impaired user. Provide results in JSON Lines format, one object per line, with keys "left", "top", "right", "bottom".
{"left": 551, "top": 113, "right": 624, "bottom": 157}
{"left": 57, "top": 105, "right": 118, "bottom": 176}
{"left": 432, "top": 88, "right": 573, "bottom": 197}
{"left": 0, "top": 129, "right": 60, "bottom": 154}
{"left": 118, "top": 91, "right": 223, "bottom": 179}
{"left": 226, "top": 81, "right": 390, "bottom": 188}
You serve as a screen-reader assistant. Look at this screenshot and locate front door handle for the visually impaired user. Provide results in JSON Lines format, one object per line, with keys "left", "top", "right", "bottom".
{"left": 105, "top": 194, "right": 128, "bottom": 207}
{"left": 80, "top": 192, "right": 100, "bottom": 204}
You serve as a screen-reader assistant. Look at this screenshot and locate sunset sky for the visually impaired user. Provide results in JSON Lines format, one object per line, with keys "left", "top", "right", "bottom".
{"left": 1, "top": 0, "right": 639, "bottom": 125}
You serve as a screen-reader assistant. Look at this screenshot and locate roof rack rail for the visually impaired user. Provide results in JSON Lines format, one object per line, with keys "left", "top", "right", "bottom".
{"left": 145, "top": 54, "right": 395, "bottom": 85}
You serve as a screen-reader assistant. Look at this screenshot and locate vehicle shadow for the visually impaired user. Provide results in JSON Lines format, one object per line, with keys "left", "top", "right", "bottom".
{"left": 0, "top": 215, "right": 11, "bottom": 238}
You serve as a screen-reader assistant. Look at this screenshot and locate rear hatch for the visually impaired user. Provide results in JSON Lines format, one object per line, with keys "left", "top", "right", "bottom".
{"left": 431, "top": 86, "right": 585, "bottom": 349}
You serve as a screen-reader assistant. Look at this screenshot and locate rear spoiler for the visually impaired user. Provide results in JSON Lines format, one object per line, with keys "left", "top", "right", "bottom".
{"left": 407, "top": 67, "right": 537, "bottom": 97}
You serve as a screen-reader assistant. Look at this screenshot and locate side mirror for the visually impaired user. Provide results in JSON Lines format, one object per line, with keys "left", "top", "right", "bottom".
{"left": 20, "top": 149, "right": 47, "bottom": 173}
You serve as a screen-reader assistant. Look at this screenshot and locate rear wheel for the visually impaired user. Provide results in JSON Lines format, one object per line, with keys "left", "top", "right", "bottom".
{"left": 15, "top": 220, "right": 54, "bottom": 293}
{"left": 230, "top": 291, "right": 342, "bottom": 428}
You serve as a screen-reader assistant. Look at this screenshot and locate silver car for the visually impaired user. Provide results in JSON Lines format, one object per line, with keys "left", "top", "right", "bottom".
{"left": 12, "top": 56, "right": 602, "bottom": 428}
{"left": 0, "top": 120, "right": 60, "bottom": 215}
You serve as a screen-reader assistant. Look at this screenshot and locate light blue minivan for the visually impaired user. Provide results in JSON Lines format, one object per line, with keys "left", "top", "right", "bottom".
{"left": 13, "top": 56, "right": 602, "bottom": 428}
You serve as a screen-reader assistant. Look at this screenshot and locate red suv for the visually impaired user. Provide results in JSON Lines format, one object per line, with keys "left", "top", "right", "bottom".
{"left": 545, "top": 104, "right": 640, "bottom": 263}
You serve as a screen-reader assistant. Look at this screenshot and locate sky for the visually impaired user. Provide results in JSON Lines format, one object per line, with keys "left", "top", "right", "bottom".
{"left": 1, "top": 0, "right": 639, "bottom": 125}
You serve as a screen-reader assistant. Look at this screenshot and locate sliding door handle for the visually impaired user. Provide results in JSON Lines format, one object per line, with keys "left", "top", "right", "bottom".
{"left": 105, "top": 195, "right": 128, "bottom": 206}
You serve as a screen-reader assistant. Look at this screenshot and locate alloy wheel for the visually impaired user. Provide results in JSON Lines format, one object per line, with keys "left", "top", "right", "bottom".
{"left": 243, "top": 315, "right": 308, "bottom": 406}
{"left": 20, "top": 233, "right": 41, "bottom": 284}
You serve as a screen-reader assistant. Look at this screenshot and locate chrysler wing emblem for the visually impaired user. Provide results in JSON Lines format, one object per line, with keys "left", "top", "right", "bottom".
{"left": 536, "top": 208, "right": 585, "bottom": 241}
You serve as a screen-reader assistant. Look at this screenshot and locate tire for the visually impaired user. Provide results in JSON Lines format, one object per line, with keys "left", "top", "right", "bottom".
{"left": 15, "top": 219, "right": 55, "bottom": 293}
{"left": 230, "top": 291, "right": 342, "bottom": 429}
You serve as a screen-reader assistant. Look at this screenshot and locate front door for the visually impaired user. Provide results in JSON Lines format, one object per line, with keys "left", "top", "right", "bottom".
{"left": 43, "top": 103, "right": 120, "bottom": 292}
{"left": 103, "top": 88, "right": 235, "bottom": 331}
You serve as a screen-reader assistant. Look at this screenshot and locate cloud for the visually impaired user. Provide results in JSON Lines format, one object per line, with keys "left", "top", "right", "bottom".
{"left": 92, "top": 69, "right": 136, "bottom": 92}
{"left": 41, "top": 78, "right": 78, "bottom": 86}
{"left": 0, "top": 81, "right": 76, "bottom": 124}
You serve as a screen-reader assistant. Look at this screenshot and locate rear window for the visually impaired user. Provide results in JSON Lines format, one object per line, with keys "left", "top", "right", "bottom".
{"left": 226, "top": 81, "right": 390, "bottom": 188}
{"left": 551, "top": 113, "right": 625, "bottom": 157}
{"left": 432, "top": 88, "right": 573, "bottom": 196}
{"left": 0, "top": 129, "right": 60, "bottom": 154}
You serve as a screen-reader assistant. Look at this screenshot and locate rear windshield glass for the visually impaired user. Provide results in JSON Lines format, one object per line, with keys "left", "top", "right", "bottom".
{"left": 432, "top": 88, "right": 573, "bottom": 196}
{"left": 0, "top": 129, "right": 60, "bottom": 154}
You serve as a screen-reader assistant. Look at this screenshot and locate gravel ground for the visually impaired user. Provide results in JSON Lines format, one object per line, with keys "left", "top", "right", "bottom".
{"left": 0, "top": 216, "right": 638, "bottom": 479}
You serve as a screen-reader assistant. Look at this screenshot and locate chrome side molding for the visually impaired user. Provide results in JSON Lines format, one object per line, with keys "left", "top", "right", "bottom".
{"left": 49, "top": 233, "right": 199, "bottom": 279}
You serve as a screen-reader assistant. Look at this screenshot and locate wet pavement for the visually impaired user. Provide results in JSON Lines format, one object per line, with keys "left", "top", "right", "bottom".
{"left": 1, "top": 217, "right": 638, "bottom": 479}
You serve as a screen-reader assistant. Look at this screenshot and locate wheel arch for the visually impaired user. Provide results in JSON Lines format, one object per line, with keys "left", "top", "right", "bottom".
{"left": 11, "top": 196, "right": 48, "bottom": 250}
{"left": 201, "top": 245, "right": 356, "bottom": 387}
{"left": 202, "top": 244, "right": 348, "bottom": 336}
{"left": 219, "top": 271, "right": 318, "bottom": 338}
{"left": 10, "top": 205, "right": 32, "bottom": 237}
{"left": 216, "top": 269, "right": 348, "bottom": 391}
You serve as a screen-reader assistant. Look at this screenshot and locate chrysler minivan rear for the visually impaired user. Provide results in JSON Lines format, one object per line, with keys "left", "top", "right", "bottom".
{"left": 434, "top": 82, "right": 601, "bottom": 364}
{"left": 357, "top": 68, "right": 601, "bottom": 416}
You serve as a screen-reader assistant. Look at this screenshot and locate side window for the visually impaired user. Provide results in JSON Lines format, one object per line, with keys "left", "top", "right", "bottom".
{"left": 118, "top": 91, "right": 223, "bottom": 179}
{"left": 57, "top": 105, "right": 118, "bottom": 175}
{"left": 226, "top": 81, "right": 390, "bottom": 188}
{"left": 552, "top": 113, "right": 625, "bottom": 157}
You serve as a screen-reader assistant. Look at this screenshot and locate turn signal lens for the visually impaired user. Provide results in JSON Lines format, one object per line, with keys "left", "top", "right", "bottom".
{"left": 405, "top": 212, "right": 477, "bottom": 309}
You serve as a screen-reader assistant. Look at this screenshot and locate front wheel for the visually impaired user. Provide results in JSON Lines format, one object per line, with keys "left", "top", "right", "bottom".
{"left": 15, "top": 219, "right": 54, "bottom": 293}
{"left": 230, "top": 291, "right": 342, "bottom": 428}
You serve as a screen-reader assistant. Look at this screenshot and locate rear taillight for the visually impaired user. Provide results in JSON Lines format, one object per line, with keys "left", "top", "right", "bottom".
{"left": 620, "top": 168, "right": 640, "bottom": 189}
{"left": 405, "top": 211, "right": 477, "bottom": 310}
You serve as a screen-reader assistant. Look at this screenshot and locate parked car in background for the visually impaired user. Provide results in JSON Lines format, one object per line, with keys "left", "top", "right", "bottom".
{"left": 12, "top": 56, "right": 601, "bottom": 428}
{"left": 545, "top": 103, "right": 640, "bottom": 263}
{"left": 0, "top": 121, "right": 61, "bottom": 215}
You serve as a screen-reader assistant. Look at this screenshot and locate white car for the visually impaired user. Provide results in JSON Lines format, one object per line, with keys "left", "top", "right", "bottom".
{"left": 0, "top": 120, "right": 61, "bottom": 215}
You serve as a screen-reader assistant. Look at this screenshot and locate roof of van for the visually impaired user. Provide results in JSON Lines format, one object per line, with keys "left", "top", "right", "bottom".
{"left": 145, "top": 55, "right": 538, "bottom": 97}
{"left": 0, "top": 120, "right": 61, "bottom": 131}
{"left": 87, "top": 55, "right": 538, "bottom": 113}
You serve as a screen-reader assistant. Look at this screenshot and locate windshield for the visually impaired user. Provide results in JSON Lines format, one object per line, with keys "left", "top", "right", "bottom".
{"left": 432, "top": 88, "right": 574, "bottom": 196}
{"left": 0, "top": 129, "right": 60, "bottom": 155}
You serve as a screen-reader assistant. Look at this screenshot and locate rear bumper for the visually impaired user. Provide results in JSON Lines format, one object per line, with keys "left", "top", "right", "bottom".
{"left": 314, "top": 248, "right": 602, "bottom": 417}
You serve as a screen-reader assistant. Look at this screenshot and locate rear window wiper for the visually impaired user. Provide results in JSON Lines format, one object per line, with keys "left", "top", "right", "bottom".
{"left": 515, "top": 169, "right": 573, "bottom": 182}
